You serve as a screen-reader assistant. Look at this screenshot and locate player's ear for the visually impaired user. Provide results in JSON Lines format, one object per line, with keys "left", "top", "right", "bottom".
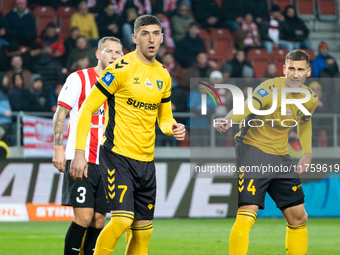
{"left": 161, "top": 33, "right": 164, "bottom": 44}
{"left": 95, "top": 49, "right": 101, "bottom": 60}
{"left": 307, "top": 67, "right": 311, "bottom": 77}
{"left": 132, "top": 34, "right": 138, "bottom": 45}
{"left": 283, "top": 65, "right": 286, "bottom": 76}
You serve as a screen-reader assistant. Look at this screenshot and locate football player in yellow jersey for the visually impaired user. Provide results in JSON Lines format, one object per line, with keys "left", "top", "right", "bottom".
{"left": 69, "top": 15, "right": 186, "bottom": 255}
{"left": 215, "top": 49, "right": 318, "bottom": 255}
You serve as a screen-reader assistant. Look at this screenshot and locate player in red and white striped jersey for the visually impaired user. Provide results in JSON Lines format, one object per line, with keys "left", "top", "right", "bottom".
{"left": 52, "top": 36, "right": 123, "bottom": 255}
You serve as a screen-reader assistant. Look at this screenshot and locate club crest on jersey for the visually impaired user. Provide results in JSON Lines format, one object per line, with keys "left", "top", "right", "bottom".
{"left": 101, "top": 71, "right": 115, "bottom": 87}
{"left": 156, "top": 80, "right": 164, "bottom": 91}
{"left": 296, "top": 109, "right": 303, "bottom": 118}
{"left": 255, "top": 88, "right": 269, "bottom": 98}
{"left": 145, "top": 78, "right": 153, "bottom": 89}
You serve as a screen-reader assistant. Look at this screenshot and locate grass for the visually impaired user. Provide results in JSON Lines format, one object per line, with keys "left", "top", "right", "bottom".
{"left": 0, "top": 218, "right": 339, "bottom": 254}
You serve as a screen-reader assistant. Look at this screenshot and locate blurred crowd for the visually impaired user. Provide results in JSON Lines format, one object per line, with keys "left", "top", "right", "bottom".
{"left": 0, "top": 0, "right": 339, "bottom": 148}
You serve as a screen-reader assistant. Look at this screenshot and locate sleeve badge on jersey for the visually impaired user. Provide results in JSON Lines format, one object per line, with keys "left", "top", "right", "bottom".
{"left": 101, "top": 71, "right": 115, "bottom": 87}
{"left": 156, "top": 80, "right": 163, "bottom": 91}
{"left": 255, "top": 88, "right": 269, "bottom": 98}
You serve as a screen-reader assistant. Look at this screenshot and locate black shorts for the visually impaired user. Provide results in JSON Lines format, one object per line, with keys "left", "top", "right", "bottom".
{"left": 61, "top": 160, "right": 110, "bottom": 213}
{"left": 99, "top": 145, "right": 156, "bottom": 220}
{"left": 236, "top": 143, "right": 305, "bottom": 210}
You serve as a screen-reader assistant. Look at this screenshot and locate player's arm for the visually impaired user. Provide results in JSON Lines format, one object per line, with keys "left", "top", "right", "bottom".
{"left": 52, "top": 105, "right": 70, "bottom": 172}
{"left": 70, "top": 86, "right": 108, "bottom": 180}
{"left": 157, "top": 100, "right": 186, "bottom": 140}
{"left": 296, "top": 118, "right": 312, "bottom": 174}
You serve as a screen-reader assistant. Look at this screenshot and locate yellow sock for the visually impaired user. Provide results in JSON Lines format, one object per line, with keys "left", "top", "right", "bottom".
{"left": 125, "top": 222, "right": 153, "bottom": 255}
{"left": 126, "top": 227, "right": 132, "bottom": 245}
{"left": 93, "top": 211, "right": 134, "bottom": 255}
{"left": 229, "top": 209, "right": 257, "bottom": 255}
{"left": 79, "top": 230, "right": 86, "bottom": 255}
{"left": 285, "top": 223, "right": 308, "bottom": 255}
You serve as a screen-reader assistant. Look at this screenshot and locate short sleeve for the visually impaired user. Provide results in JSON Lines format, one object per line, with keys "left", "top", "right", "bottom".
{"left": 57, "top": 72, "right": 81, "bottom": 110}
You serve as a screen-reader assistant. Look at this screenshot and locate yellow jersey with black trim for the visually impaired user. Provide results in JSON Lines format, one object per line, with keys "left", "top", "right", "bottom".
{"left": 95, "top": 51, "right": 172, "bottom": 162}
{"left": 235, "top": 77, "right": 318, "bottom": 155}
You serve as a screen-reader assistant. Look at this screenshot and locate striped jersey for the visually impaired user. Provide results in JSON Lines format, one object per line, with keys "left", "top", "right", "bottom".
{"left": 57, "top": 67, "right": 106, "bottom": 164}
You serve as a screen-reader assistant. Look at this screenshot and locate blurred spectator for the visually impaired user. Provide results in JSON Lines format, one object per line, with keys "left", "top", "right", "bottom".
{"left": 0, "top": 13, "right": 9, "bottom": 48}
{"left": 263, "top": 62, "right": 279, "bottom": 78}
{"left": 22, "top": 74, "right": 51, "bottom": 112}
{"left": 63, "top": 27, "right": 80, "bottom": 66}
{"left": 22, "top": 42, "right": 65, "bottom": 90}
{"left": 161, "top": 52, "right": 186, "bottom": 88}
{"left": 155, "top": 44, "right": 168, "bottom": 62}
{"left": 4, "top": 0, "right": 36, "bottom": 46}
{"left": 154, "top": 12, "right": 175, "bottom": 53}
{"left": 36, "top": 22, "right": 65, "bottom": 61}
{"left": 220, "top": 63, "right": 233, "bottom": 79}
{"left": 309, "top": 81, "right": 332, "bottom": 147}
{"left": 171, "top": 3, "right": 195, "bottom": 44}
{"left": 117, "top": 0, "right": 152, "bottom": 15}
{"left": 66, "top": 35, "right": 97, "bottom": 71}
{"left": 175, "top": 22, "right": 206, "bottom": 68}
{"left": 0, "top": 87, "right": 12, "bottom": 145}
{"left": 70, "top": 1, "right": 99, "bottom": 44}
{"left": 186, "top": 51, "right": 215, "bottom": 90}
{"left": 187, "top": 83, "right": 215, "bottom": 146}
{"left": 236, "top": 13, "right": 262, "bottom": 52}
{"left": 50, "top": 81, "right": 63, "bottom": 112}
{"left": 7, "top": 55, "right": 32, "bottom": 90}
{"left": 279, "top": 5, "right": 313, "bottom": 52}
{"left": 222, "top": 0, "right": 248, "bottom": 32}
{"left": 8, "top": 73, "right": 26, "bottom": 112}
{"left": 249, "top": 0, "right": 269, "bottom": 25}
{"left": 0, "top": 42, "right": 20, "bottom": 72}
{"left": 192, "top": 0, "right": 222, "bottom": 29}
{"left": 0, "top": 127, "right": 9, "bottom": 159}
{"left": 312, "top": 42, "right": 340, "bottom": 113}
{"left": 312, "top": 42, "right": 340, "bottom": 78}
{"left": 227, "top": 49, "right": 253, "bottom": 78}
{"left": 287, "top": 128, "right": 304, "bottom": 159}
{"left": 28, "top": 0, "right": 59, "bottom": 10}
{"left": 96, "top": 2, "right": 121, "bottom": 39}
{"left": 119, "top": 5, "right": 138, "bottom": 49}
{"left": 153, "top": 0, "right": 178, "bottom": 15}
{"left": 0, "top": 74, "right": 11, "bottom": 94}
{"left": 260, "top": 4, "right": 285, "bottom": 54}
{"left": 70, "top": 54, "right": 90, "bottom": 72}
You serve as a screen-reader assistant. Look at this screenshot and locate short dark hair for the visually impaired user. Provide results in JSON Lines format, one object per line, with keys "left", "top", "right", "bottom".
{"left": 285, "top": 49, "right": 310, "bottom": 66}
{"left": 134, "top": 15, "right": 162, "bottom": 34}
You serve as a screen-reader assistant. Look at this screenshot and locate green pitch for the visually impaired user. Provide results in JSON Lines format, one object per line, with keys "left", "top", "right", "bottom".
{"left": 0, "top": 218, "right": 339, "bottom": 254}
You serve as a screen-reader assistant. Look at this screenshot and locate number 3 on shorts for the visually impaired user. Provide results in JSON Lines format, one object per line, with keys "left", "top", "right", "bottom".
{"left": 247, "top": 179, "right": 256, "bottom": 195}
{"left": 118, "top": 185, "right": 127, "bottom": 203}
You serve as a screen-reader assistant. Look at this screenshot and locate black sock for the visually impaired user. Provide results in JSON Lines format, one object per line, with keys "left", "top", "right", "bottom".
{"left": 83, "top": 227, "right": 103, "bottom": 255}
{"left": 64, "top": 221, "right": 87, "bottom": 255}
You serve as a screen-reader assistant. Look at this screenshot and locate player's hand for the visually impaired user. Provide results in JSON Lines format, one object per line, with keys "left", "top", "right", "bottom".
{"left": 214, "top": 117, "right": 232, "bottom": 133}
{"left": 52, "top": 146, "right": 66, "bottom": 173}
{"left": 172, "top": 123, "right": 186, "bottom": 140}
{"left": 70, "top": 150, "right": 88, "bottom": 180}
{"left": 296, "top": 153, "right": 312, "bottom": 174}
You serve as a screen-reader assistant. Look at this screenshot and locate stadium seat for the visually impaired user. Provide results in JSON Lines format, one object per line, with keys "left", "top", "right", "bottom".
{"left": 246, "top": 49, "right": 270, "bottom": 78}
{"left": 275, "top": 59, "right": 285, "bottom": 76}
{"left": 270, "top": 48, "right": 289, "bottom": 62}
{"left": 209, "top": 28, "right": 233, "bottom": 42}
{"left": 273, "top": 0, "right": 294, "bottom": 12}
{"left": 303, "top": 49, "right": 316, "bottom": 61}
{"left": 316, "top": 0, "right": 338, "bottom": 21}
{"left": 33, "top": 6, "right": 57, "bottom": 35}
{"left": 208, "top": 47, "right": 235, "bottom": 64}
{"left": 295, "top": 0, "right": 316, "bottom": 21}
{"left": 56, "top": 6, "right": 76, "bottom": 40}
{"left": 199, "top": 28, "right": 211, "bottom": 51}
{"left": 0, "top": 0, "right": 16, "bottom": 16}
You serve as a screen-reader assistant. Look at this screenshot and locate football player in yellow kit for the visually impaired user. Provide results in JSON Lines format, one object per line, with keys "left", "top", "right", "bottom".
{"left": 215, "top": 49, "right": 318, "bottom": 255}
{"left": 70, "top": 15, "right": 186, "bottom": 255}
